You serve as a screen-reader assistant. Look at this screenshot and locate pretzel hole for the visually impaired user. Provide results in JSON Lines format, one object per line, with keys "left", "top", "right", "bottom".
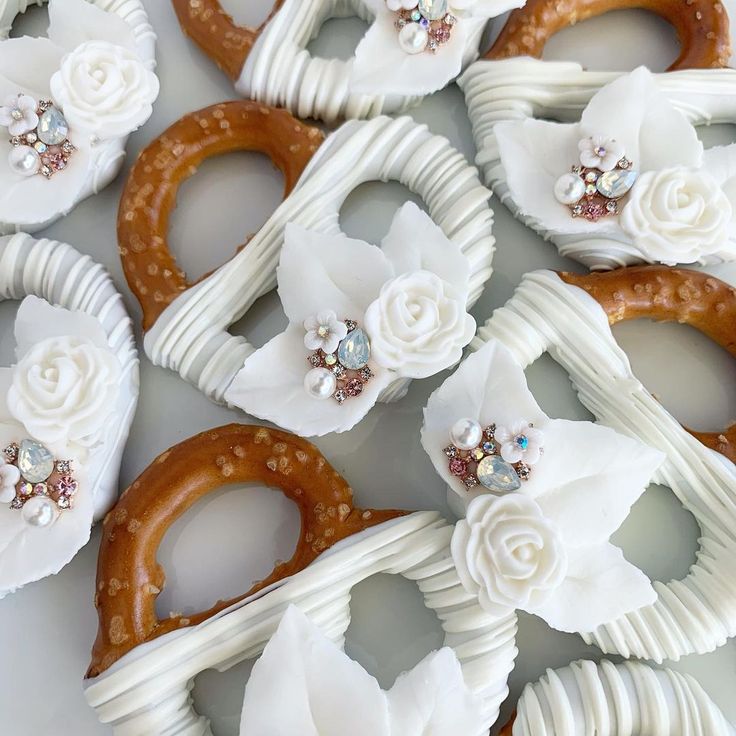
{"left": 525, "top": 354, "right": 595, "bottom": 422}
{"left": 698, "top": 123, "right": 736, "bottom": 150}
{"left": 542, "top": 9, "right": 677, "bottom": 72}
{"left": 345, "top": 573, "right": 444, "bottom": 688}
{"left": 0, "top": 300, "right": 20, "bottom": 364}
{"left": 168, "top": 151, "right": 285, "bottom": 284}
{"left": 154, "top": 482, "right": 300, "bottom": 620}
{"left": 307, "top": 15, "right": 371, "bottom": 61}
{"left": 8, "top": 2, "right": 48, "bottom": 39}
{"left": 218, "top": 0, "right": 273, "bottom": 27}
{"left": 612, "top": 320, "right": 736, "bottom": 432}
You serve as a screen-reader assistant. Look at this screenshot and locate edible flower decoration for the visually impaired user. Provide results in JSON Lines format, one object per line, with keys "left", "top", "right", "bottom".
{"left": 421, "top": 339, "right": 665, "bottom": 633}
{"left": 0, "top": 296, "right": 124, "bottom": 598}
{"left": 239, "top": 605, "right": 486, "bottom": 735}
{"left": 495, "top": 66, "right": 736, "bottom": 264}
{"left": 224, "top": 202, "right": 476, "bottom": 436}
{"left": 0, "top": 0, "right": 158, "bottom": 228}
{"left": 350, "top": 0, "right": 525, "bottom": 97}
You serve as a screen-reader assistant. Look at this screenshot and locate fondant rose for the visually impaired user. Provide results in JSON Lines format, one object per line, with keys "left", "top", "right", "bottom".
{"left": 621, "top": 167, "right": 733, "bottom": 264}
{"left": 452, "top": 494, "right": 568, "bottom": 615}
{"left": 7, "top": 335, "right": 122, "bottom": 450}
{"left": 50, "top": 40, "right": 159, "bottom": 139}
{"left": 365, "top": 271, "right": 475, "bottom": 379}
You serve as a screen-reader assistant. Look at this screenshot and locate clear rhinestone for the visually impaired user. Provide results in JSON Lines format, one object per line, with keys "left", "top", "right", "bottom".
{"left": 37, "top": 106, "right": 69, "bottom": 145}
{"left": 444, "top": 13, "right": 456, "bottom": 25}
{"left": 57, "top": 495, "right": 71, "bottom": 510}
{"left": 618, "top": 157, "right": 631, "bottom": 169}
{"left": 334, "top": 389, "right": 347, "bottom": 404}
{"left": 359, "top": 367, "right": 373, "bottom": 381}
{"left": 4, "top": 443, "right": 18, "bottom": 462}
{"left": 17, "top": 439, "right": 54, "bottom": 483}
{"left": 484, "top": 425, "right": 496, "bottom": 438}
{"left": 517, "top": 462, "right": 531, "bottom": 481}
{"left": 9, "top": 497, "right": 23, "bottom": 510}
{"left": 606, "top": 200, "right": 618, "bottom": 213}
{"left": 308, "top": 353, "right": 322, "bottom": 368}
{"left": 462, "top": 474, "right": 478, "bottom": 489}
{"left": 337, "top": 328, "right": 370, "bottom": 370}
{"left": 477, "top": 455, "right": 522, "bottom": 492}
{"left": 345, "top": 319, "right": 357, "bottom": 332}
{"left": 419, "top": 0, "right": 448, "bottom": 20}
{"left": 443, "top": 445, "right": 458, "bottom": 459}
{"left": 25, "top": 132, "right": 37, "bottom": 144}
{"left": 596, "top": 169, "right": 638, "bottom": 199}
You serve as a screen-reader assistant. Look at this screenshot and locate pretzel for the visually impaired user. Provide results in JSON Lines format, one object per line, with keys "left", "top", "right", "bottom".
{"left": 559, "top": 266, "right": 736, "bottom": 463}
{"left": 486, "top": 0, "right": 731, "bottom": 69}
{"left": 87, "top": 424, "right": 405, "bottom": 677}
{"left": 118, "top": 100, "right": 324, "bottom": 331}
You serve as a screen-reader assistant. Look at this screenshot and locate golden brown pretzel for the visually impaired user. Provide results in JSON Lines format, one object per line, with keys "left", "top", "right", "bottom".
{"left": 171, "top": 0, "right": 285, "bottom": 80}
{"left": 559, "top": 266, "right": 736, "bottom": 463}
{"left": 486, "top": 0, "right": 731, "bottom": 70}
{"left": 118, "top": 100, "right": 324, "bottom": 331}
{"left": 87, "top": 424, "right": 405, "bottom": 677}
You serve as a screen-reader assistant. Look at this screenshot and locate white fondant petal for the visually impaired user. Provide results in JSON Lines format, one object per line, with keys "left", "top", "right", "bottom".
{"left": 13, "top": 296, "right": 110, "bottom": 360}
{"left": 48, "top": 0, "right": 138, "bottom": 53}
{"left": 526, "top": 419, "right": 664, "bottom": 547}
{"left": 350, "top": 8, "right": 468, "bottom": 97}
{"left": 387, "top": 648, "right": 484, "bottom": 734}
{"left": 278, "top": 224, "right": 393, "bottom": 325}
{"left": 525, "top": 542, "right": 656, "bottom": 633}
{"left": 380, "top": 202, "right": 471, "bottom": 292}
{"left": 240, "top": 606, "right": 390, "bottom": 736}
{"left": 223, "top": 326, "right": 393, "bottom": 437}
{"left": 0, "top": 37, "right": 64, "bottom": 100}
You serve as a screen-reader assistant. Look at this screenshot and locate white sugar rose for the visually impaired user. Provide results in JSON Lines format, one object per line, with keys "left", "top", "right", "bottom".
{"left": 7, "top": 335, "right": 122, "bottom": 451}
{"left": 621, "top": 167, "right": 733, "bottom": 264}
{"left": 452, "top": 494, "right": 568, "bottom": 615}
{"left": 364, "top": 270, "right": 475, "bottom": 379}
{"left": 50, "top": 40, "right": 159, "bottom": 139}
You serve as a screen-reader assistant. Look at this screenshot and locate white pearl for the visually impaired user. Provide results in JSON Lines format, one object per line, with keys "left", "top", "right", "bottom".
{"left": 398, "top": 22, "right": 428, "bottom": 55}
{"left": 8, "top": 145, "right": 40, "bottom": 177}
{"left": 21, "top": 496, "right": 59, "bottom": 528}
{"left": 304, "top": 367, "right": 337, "bottom": 401}
{"left": 554, "top": 172, "right": 586, "bottom": 205}
{"left": 450, "top": 418, "right": 483, "bottom": 451}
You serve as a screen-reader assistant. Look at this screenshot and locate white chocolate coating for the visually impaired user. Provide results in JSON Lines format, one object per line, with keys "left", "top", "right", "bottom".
{"left": 84, "top": 512, "right": 518, "bottom": 736}
{"left": 459, "top": 57, "right": 736, "bottom": 269}
{"left": 471, "top": 269, "right": 736, "bottom": 661}
{"left": 143, "top": 115, "right": 495, "bottom": 408}
{"left": 0, "top": 232, "right": 139, "bottom": 520}
{"left": 512, "top": 659, "right": 736, "bottom": 735}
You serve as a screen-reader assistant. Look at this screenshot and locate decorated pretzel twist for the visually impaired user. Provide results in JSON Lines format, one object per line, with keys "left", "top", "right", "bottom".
{"left": 486, "top": 0, "right": 731, "bottom": 69}
{"left": 118, "top": 101, "right": 323, "bottom": 330}
{"left": 88, "top": 424, "right": 404, "bottom": 677}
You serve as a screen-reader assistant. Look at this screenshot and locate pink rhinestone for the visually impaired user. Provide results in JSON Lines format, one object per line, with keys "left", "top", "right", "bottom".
{"left": 18, "top": 481, "right": 33, "bottom": 496}
{"left": 449, "top": 458, "right": 467, "bottom": 476}
{"left": 33, "top": 483, "right": 48, "bottom": 496}
{"left": 55, "top": 476, "right": 78, "bottom": 496}
{"left": 432, "top": 27, "right": 451, "bottom": 43}
{"left": 345, "top": 378, "right": 363, "bottom": 397}
{"left": 584, "top": 202, "right": 606, "bottom": 221}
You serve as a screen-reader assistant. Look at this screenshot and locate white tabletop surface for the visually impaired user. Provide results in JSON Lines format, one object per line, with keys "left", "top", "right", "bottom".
{"left": 1, "top": 1, "right": 736, "bottom": 734}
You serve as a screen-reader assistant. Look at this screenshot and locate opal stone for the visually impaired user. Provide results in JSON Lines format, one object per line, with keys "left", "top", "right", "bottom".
{"left": 419, "top": 0, "right": 448, "bottom": 19}
{"left": 17, "top": 439, "right": 54, "bottom": 483}
{"left": 37, "top": 106, "right": 69, "bottom": 145}
{"left": 596, "top": 169, "right": 637, "bottom": 199}
{"left": 477, "top": 455, "right": 521, "bottom": 493}
{"left": 337, "top": 328, "right": 370, "bottom": 370}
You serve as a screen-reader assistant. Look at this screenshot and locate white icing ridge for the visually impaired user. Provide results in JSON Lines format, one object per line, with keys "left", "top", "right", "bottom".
{"left": 84, "top": 512, "right": 518, "bottom": 736}
{"left": 512, "top": 659, "right": 736, "bottom": 735}
{"left": 236, "top": 0, "right": 485, "bottom": 125}
{"left": 143, "top": 114, "right": 494, "bottom": 408}
{"left": 459, "top": 57, "right": 736, "bottom": 269}
{"left": 470, "top": 269, "right": 736, "bottom": 661}
{"left": 0, "top": 232, "right": 139, "bottom": 520}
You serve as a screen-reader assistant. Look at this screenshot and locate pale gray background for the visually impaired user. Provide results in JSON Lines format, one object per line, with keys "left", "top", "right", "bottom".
{"left": 0, "top": 2, "right": 735, "bottom": 734}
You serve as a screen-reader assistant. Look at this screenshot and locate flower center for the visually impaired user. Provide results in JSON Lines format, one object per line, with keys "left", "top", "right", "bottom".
{"left": 317, "top": 325, "right": 330, "bottom": 338}
{"left": 92, "top": 68, "right": 106, "bottom": 82}
{"left": 11, "top": 109, "right": 22, "bottom": 121}
{"left": 594, "top": 146, "right": 606, "bottom": 157}
{"left": 515, "top": 434, "right": 529, "bottom": 450}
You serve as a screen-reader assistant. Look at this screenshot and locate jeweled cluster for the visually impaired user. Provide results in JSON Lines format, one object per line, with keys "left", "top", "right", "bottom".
{"left": 553, "top": 136, "right": 638, "bottom": 221}
{"left": 444, "top": 418, "right": 543, "bottom": 492}
{"left": 390, "top": 0, "right": 457, "bottom": 55}
{"left": 2, "top": 440, "right": 77, "bottom": 526}
{"left": 0, "top": 94, "right": 76, "bottom": 179}
{"left": 303, "top": 311, "right": 373, "bottom": 404}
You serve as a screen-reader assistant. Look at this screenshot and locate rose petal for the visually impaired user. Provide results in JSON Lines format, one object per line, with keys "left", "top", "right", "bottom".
{"left": 240, "top": 606, "right": 390, "bottom": 736}
{"left": 278, "top": 224, "right": 393, "bottom": 325}
{"left": 48, "top": 0, "right": 138, "bottom": 53}
{"left": 223, "top": 326, "right": 393, "bottom": 437}
{"left": 525, "top": 542, "right": 656, "bottom": 633}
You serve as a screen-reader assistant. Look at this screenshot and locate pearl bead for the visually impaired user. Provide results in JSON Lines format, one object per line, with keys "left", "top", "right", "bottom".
{"left": 553, "top": 172, "right": 586, "bottom": 205}
{"left": 8, "top": 145, "right": 40, "bottom": 177}
{"left": 398, "top": 22, "right": 428, "bottom": 54}
{"left": 450, "top": 418, "right": 483, "bottom": 451}
{"left": 21, "top": 496, "right": 59, "bottom": 528}
{"left": 304, "top": 367, "right": 337, "bottom": 401}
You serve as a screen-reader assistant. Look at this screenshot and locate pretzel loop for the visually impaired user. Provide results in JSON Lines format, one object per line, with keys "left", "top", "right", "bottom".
{"left": 559, "top": 266, "right": 736, "bottom": 462}
{"left": 88, "top": 424, "right": 404, "bottom": 677}
{"left": 118, "top": 101, "right": 324, "bottom": 331}
{"left": 486, "top": 0, "right": 731, "bottom": 70}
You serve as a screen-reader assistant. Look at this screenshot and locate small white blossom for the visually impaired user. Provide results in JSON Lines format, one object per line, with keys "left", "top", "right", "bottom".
{"left": 303, "top": 310, "right": 348, "bottom": 354}
{"left": 0, "top": 94, "right": 39, "bottom": 136}
{"left": 578, "top": 136, "right": 625, "bottom": 172}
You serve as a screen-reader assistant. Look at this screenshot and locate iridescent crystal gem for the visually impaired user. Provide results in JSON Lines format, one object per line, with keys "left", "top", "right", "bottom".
{"left": 37, "top": 106, "right": 69, "bottom": 145}
{"left": 410, "top": 9, "right": 421, "bottom": 20}
{"left": 419, "top": 0, "right": 448, "bottom": 20}
{"left": 17, "top": 439, "right": 54, "bottom": 483}
{"left": 515, "top": 434, "right": 529, "bottom": 450}
{"left": 18, "top": 481, "right": 33, "bottom": 496}
{"left": 585, "top": 171, "right": 598, "bottom": 182}
{"left": 57, "top": 495, "right": 71, "bottom": 510}
{"left": 33, "top": 482, "right": 48, "bottom": 496}
{"left": 470, "top": 448, "right": 485, "bottom": 462}
{"left": 337, "top": 328, "right": 370, "bottom": 370}
{"left": 585, "top": 183, "right": 596, "bottom": 196}
{"left": 477, "top": 455, "right": 521, "bottom": 492}
{"left": 443, "top": 445, "right": 458, "bottom": 459}
{"left": 34, "top": 141, "right": 47, "bottom": 153}
{"left": 324, "top": 353, "right": 337, "bottom": 366}
{"left": 449, "top": 458, "right": 467, "bottom": 476}
{"left": 482, "top": 441, "right": 495, "bottom": 454}
{"left": 596, "top": 169, "right": 637, "bottom": 199}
